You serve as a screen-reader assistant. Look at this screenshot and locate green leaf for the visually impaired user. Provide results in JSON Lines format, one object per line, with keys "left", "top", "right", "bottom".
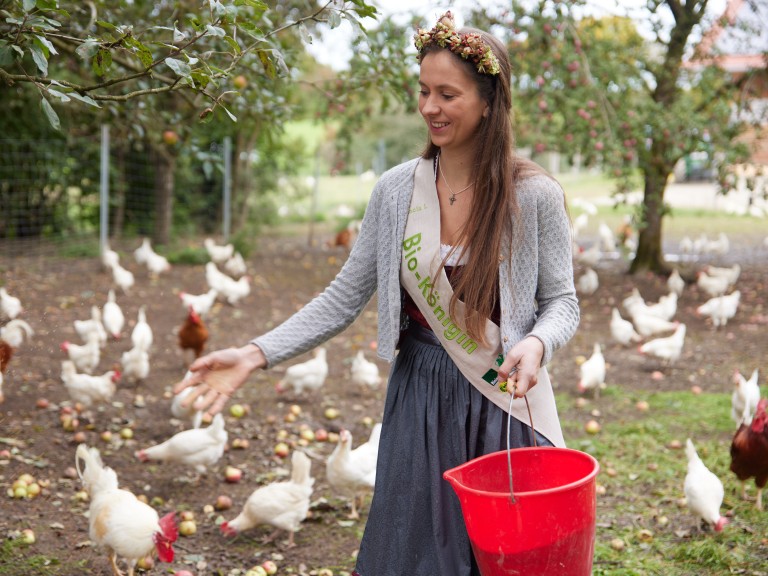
{"left": 205, "top": 24, "right": 225, "bottom": 37}
{"left": 92, "top": 48, "right": 112, "bottom": 76}
{"left": 257, "top": 49, "right": 275, "bottom": 79}
{"left": 23, "top": 0, "right": 37, "bottom": 13}
{"left": 165, "top": 57, "right": 191, "bottom": 78}
{"left": 68, "top": 91, "right": 101, "bottom": 108}
{"left": 125, "top": 37, "right": 153, "bottom": 68}
{"left": 0, "top": 45, "right": 15, "bottom": 66}
{"left": 95, "top": 20, "right": 117, "bottom": 30}
{"left": 298, "top": 23, "right": 312, "bottom": 44}
{"left": 40, "top": 96, "right": 60, "bottom": 130}
{"left": 35, "top": 34, "right": 57, "bottom": 55}
{"left": 234, "top": 0, "right": 267, "bottom": 8}
{"left": 220, "top": 104, "right": 237, "bottom": 122}
{"left": 36, "top": 0, "right": 58, "bottom": 9}
{"left": 47, "top": 88, "right": 70, "bottom": 102}
{"left": 29, "top": 44, "right": 48, "bottom": 76}
{"left": 223, "top": 35, "right": 241, "bottom": 54}
{"left": 75, "top": 39, "right": 99, "bottom": 61}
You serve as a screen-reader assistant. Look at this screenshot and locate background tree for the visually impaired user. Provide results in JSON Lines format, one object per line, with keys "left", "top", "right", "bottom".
{"left": 472, "top": 0, "right": 765, "bottom": 274}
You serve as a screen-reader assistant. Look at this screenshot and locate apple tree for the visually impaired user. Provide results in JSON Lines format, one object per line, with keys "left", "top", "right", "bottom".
{"left": 472, "top": 0, "right": 764, "bottom": 274}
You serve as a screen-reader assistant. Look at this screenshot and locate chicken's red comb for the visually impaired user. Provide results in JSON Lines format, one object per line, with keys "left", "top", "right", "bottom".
{"left": 158, "top": 512, "right": 178, "bottom": 541}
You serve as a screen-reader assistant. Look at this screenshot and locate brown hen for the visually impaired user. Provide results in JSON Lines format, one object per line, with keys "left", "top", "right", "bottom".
{"left": 178, "top": 306, "right": 208, "bottom": 361}
{"left": 730, "top": 398, "right": 768, "bottom": 510}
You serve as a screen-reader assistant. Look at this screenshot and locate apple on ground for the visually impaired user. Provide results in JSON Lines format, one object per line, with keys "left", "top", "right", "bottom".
{"left": 179, "top": 520, "right": 197, "bottom": 536}
{"left": 584, "top": 420, "right": 601, "bottom": 434}
{"left": 225, "top": 466, "right": 243, "bottom": 483}
{"left": 214, "top": 495, "right": 233, "bottom": 511}
{"left": 261, "top": 560, "right": 278, "bottom": 575}
{"left": 20, "top": 528, "right": 35, "bottom": 544}
{"left": 230, "top": 404, "right": 246, "bottom": 418}
{"left": 273, "top": 442, "right": 290, "bottom": 458}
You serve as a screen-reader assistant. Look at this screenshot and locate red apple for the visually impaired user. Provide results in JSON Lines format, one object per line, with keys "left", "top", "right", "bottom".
{"left": 233, "top": 74, "right": 248, "bottom": 89}
{"left": 314, "top": 428, "right": 329, "bottom": 442}
{"left": 162, "top": 130, "right": 179, "bottom": 146}
{"left": 273, "top": 442, "right": 290, "bottom": 458}
{"left": 224, "top": 466, "right": 243, "bottom": 483}
{"left": 35, "top": 398, "right": 50, "bottom": 409}
{"left": 261, "top": 560, "right": 278, "bottom": 575}
{"left": 214, "top": 495, "right": 233, "bottom": 511}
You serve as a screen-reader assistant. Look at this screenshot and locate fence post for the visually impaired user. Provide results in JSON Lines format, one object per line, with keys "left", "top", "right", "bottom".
{"left": 222, "top": 136, "right": 232, "bottom": 241}
{"left": 100, "top": 124, "right": 110, "bottom": 254}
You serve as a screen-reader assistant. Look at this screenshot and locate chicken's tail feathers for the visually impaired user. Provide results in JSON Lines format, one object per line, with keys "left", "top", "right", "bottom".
{"left": 684, "top": 438, "right": 698, "bottom": 462}
{"left": 75, "top": 443, "right": 117, "bottom": 492}
{"left": 367, "top": 423, "right": 383, "bottom": 447}
{"left": 291, "top": 450, "right": 314, "bottom": 487}
{"left": 4, "top": 319, "right": 34, "bottom": 340}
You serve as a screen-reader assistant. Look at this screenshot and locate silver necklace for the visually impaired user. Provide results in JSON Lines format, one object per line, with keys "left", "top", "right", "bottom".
{"left": 437, "top": 152, "right": 473, "bottom": 205}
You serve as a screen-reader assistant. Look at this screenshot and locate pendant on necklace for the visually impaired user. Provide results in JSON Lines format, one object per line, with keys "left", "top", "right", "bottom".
{"left": 449, "top": 194, "right": 457, "bottom": 206}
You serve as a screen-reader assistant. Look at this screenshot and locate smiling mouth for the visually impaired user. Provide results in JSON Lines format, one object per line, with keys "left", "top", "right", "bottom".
{"left": 431, "top": 121, "right": 449, "bottom": 128}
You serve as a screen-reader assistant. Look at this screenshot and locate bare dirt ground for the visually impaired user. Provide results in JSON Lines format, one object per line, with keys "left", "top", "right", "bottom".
{"left": 0, "top": 229, "right": 766, "bottom": 575}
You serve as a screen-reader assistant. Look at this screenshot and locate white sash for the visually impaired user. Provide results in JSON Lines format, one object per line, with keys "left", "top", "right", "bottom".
{"left": 399, "top": 158, "right": 565, "bottom": 447}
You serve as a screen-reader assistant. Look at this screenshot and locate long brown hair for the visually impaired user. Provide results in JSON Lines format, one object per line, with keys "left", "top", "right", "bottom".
{"left": 420, "top": 27, "right": 545, "bottom": 343}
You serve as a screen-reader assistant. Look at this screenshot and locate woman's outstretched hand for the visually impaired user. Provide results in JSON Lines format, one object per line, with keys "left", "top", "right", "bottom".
{"left": 498, "top": 336, "right": 544, "bottom": 398}
{"left": 173, "top": 343, "right": 267, "bottom": 417}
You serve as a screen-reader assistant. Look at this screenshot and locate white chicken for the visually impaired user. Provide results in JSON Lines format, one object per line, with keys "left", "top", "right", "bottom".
{"left": 576, "top": 268, "right": 599, "bottom": 295}
{"left": 61, "top": 360, "right": 120, "bottom": 408}
{"left": 275, "top": 347, "right": 328, "bottom": 395}
{"left": 130, "top": 305, "right": 153, "bottom": 352}
{"left": 102, "top": 289, "right": 125, "bottom": 340}
{"left": 571, "top": 212, "right": 589, "bottom": 239}
{"left": 170, "top": 381, "right": 203, "bottom": 424}
{"left": 60, "top": 332, "right": 101, "bottom": 374}
{"left": 684, "top": 438, "right": 729, "bottom": 533}
{"left": 577, "top": 343, "right": 606, "bottom": 398}
{"left": 120, "top": 346, "right": 150, "bottom": 384}
{"left": 220, "top": 450, "right": 314, "bottom": 547}
{"left": 696, "top": 291, "right": 741, "bottom": 328}
{"left": 101, "top": 243, "right": 120, "bottom": 271}
{"left": 576, "top": 243, "right": 601, "bottom": 268}
{"left": 145, "top": 251, "right": 171, "bottom": 277}
{"left": 0, "top": 287, "right": 23, "bottom": 320}
{"left": 0, "top": 318, "right": 34, "bottom": 348}
{"left": 75, "top": 444, "right": 178, "bottom": 576}
{"left": 224, "top": 251, "right": 247, "bottom": 278}
{"left": 631, "top": 314, "right": 679, "bottom": 339}
{"left": 696, "top": 271, "right": 730, "bottom": 298}
{"left": 598, "top": 222, "right": 617, "bottom": 252}
{"left": 705, "top": 264, "right": 740, "bottom": 286}
{"left": 667, "top": 268, "right": 685, "bottom": 297}
{"left": 731, "top": 368, "right": 760, "bottom": 426}
{"left": 74, "top": 306, "right": 107, "bottom": 348}
{"left": 205, "top": 261, "right": 231, "bottom": 293}
{"left": 704, "top": 232, "right": 729, "bottom": 256}
{"left": 133, "top": 237, "right": 153, "bottom": 265}
{"left": 136, "top": 413, "right": 227, "bottom": 474}
{"left": 638, "top": 323, "right": 686, "bottom": 365}
{"left": 179, "top": 288, "right": 218, "bottom": 318}
{"left": 111, "top": 262, "right": 135, "bottom": 294}
{"left": 610, "top": 308, "right": 642, "bottom": 346}
{"left": 326, "top": 424, "right": 381, "bottom": 519}
{"left": 621, "top": 287, "right": 645, "bottom": 311}
{"left": 350, "top": 350, "right": 382, "bottom": 389}
{"left": 217, "top": 274, "right": 251, "bottom": 306}
{"left": 204, "top": 238, "right": 234, "bottom": 264}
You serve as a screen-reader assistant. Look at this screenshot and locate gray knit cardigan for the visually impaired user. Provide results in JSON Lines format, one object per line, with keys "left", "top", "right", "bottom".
{"left": 252, "top": 157, "right": 579, "bottom": 369}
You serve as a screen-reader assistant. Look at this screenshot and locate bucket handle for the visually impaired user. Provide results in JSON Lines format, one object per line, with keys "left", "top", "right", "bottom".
{"left": 505, "top": 373, "right": 537, "bottom": 505}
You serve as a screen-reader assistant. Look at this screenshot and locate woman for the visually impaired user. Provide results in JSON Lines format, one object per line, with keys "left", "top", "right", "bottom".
{"left": 175, "top": 11, "right": 578, "bottom": 575}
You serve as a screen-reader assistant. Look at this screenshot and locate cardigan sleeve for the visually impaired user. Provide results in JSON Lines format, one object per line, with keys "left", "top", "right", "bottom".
{"left": 251, "top": 181, "right": 383, "bottom": 367}
{"left": 525, "top": 176, "right": 580, "bottom": 365}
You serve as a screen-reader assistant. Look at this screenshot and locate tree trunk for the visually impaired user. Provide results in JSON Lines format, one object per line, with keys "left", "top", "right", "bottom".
{"left": 630, "top": 158, "right": 670, "bottom": 274}
{"left": 153, "top": 147, "right": 175, "bottom": 245}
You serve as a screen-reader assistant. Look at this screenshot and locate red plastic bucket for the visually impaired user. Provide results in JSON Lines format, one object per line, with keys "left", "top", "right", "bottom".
{"left": 443, "top": 447, "right": 599, "bottom": 576}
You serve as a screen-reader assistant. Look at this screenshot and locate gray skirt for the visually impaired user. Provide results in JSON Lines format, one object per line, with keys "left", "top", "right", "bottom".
{"left": 354, "top": 324, "right": 552, "bottom": 576}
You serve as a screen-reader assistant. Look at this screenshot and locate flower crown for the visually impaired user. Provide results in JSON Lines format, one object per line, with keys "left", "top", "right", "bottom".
{"left": 413, "top": 11, "right": 500, "bottom": 76}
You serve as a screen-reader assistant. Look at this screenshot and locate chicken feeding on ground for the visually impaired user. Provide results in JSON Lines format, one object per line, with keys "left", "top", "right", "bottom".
{"left": 275, "top": 347, "right": 328, "bottom": 395}
{"left": 131, "top": 305, "right": 153, "bottom": 352}
{"left": 145, "top": 251, "right": 171, "bottom": 278}
{"left": 705, "top": 232, "right": 730, "bottom": 256}
{"left": 731, "top": 368, "right": 761, "bottom": 427}
{"left": 577, "top": 343, "right": 606, "bottom": 398}
{"left": 111, "top": 262, "right": 135, "bottom": 294}
{"left": 61, "top": 360, "right": 120, "bottom": 409}
{"left": 625, "top": 290, "right": 677, "bottom": 322}
{"left": 74, "top": 306, "right": 107, "bottom": 348}
{"left": 102, "top": 289, "right": 125, "bottom": 340}
{"left": 350, "top": 350, "right": 382, "bottom": 389}
{"left": 220, "top": 450, "right": 314, "bottom": 548}
{"left": 204, "top": 238, "right": 234, "bottom": 264}
{"left": 178, "top": 306, "right": 209, "bottom": 363}
{"left": 216, "top": 273, "right": 251, "bottom": 306}
{"left": 696, "top": 271, "right": 731, "bottom": 298}
{"left": 705, "top": 263, "right": 741, "bottom": 286}
{"left": 667, "top": 268, "right": 685, "bottom": 297}
{"left": 576, "top": 268, "right": 599, "bottom": 295}
{"left": 575, "top": 243, "right": 601, "bottom": 268}
{"left": 61, "top": 332, "right": 101, "bottom": 374}
{"left": 179, "top": 288, "right": 218, "bottom": 318}
{"left": 0, "top": 287, "right": 23, "bottom": 320}
{"left": 120, "top": 346, "right": 150, "bottom": 385}
{"left": 170, "top": 377, "right": 204, "bottom": 424}
{"left": 133, "top": 237, "right": 153, "bottom": 265}
{"left": 224, "top": 251, "right": 247, "bottom": 278}
{"left": 638, "top": 323, "right": 686, "bottom": 365}
{"left": 205, "top": 261, "right": 231, "bottom": 293}
{"left": 135, "top": 413, "right": 227, "bottom": 476}
{"left": 0, "top": 318, "right": 34, "bottom": 349}
{"left": 610, "top": 308, "right": 642, "bottom": 346}
{"left": 730, "top": 398, "right": 768, "bottom": 510}
{"left": 326, "top": 424, "right": 381, "bottom": 519}
{"left": 696, "top": 290, "right": 741, "bottom": 329}
{"left": 75, "top": 444, "right": 178, "bottom": 576}
{"left": 684, "top": 438, "right": 729, "bottom": 533}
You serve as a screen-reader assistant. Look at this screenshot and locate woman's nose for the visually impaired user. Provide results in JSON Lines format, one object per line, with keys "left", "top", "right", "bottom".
{"left": 420, "top": 95, "right": 438, "bottom": 116}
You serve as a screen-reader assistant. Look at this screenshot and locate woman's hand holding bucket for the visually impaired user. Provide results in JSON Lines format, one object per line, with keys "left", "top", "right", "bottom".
{"left": 498, "top": 336, "right": 544, "bottom": 397}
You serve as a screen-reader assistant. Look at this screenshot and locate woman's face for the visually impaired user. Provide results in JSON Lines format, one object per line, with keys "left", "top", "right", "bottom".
{"left": 418, "top": 50, "right": 488, "bottom": 155}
